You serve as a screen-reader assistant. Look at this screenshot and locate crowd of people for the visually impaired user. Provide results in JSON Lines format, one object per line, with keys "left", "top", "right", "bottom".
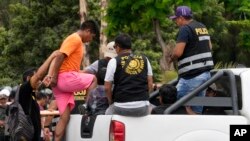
{"left": 0, "top": 5, "right": 220, "bottom": 141}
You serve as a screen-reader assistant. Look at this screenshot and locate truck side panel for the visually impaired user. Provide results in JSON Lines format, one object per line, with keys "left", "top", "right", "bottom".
{"left": 240, "top": 70, "right": 250, "bottom": 120}
{"left": 111, "top": 115, "right": 248, "bottom": 141}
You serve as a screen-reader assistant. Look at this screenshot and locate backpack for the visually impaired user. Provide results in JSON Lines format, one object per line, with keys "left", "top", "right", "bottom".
{"left": 6, "top": 86, "right": 34, "bottom": 141}
{"left": 96, "top": 59, "right": 109, "bottom": 85}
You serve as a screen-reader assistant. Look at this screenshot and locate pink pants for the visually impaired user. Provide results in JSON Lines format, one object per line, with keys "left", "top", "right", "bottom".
{"left": 52, "top": 71, "right": 95, "bottom": 114}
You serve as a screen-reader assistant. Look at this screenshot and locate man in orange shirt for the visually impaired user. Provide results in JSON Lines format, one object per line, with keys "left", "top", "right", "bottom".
{"left": 43, "top": 20, "right": 99, "bottom": 141}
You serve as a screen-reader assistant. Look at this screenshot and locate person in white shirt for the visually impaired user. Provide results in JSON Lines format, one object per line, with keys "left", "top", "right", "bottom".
{"left": 104, "top": 33, "right": 153, "bottom": 117}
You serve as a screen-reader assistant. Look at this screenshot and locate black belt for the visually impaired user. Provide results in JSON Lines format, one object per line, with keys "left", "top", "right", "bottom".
{"left": 179, "top": 58, "right": 211, "bottom": 68}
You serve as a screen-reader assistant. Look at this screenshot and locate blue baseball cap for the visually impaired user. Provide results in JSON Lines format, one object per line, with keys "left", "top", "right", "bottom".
{"left": 169, "top": 6, "right": 193, "bottom": 20}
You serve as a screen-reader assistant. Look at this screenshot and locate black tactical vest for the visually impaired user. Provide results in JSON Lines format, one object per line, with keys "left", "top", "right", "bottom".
{"left": 177, "top": 20, "right": 214, "bottom": 78}
{"left": 113, "top": 53, "right": 149, "bottom": 103}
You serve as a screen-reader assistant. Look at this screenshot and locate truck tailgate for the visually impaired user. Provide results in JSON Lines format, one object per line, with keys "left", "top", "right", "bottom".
{"left": 65, "top": 115, "right": 113, "bottom": 141}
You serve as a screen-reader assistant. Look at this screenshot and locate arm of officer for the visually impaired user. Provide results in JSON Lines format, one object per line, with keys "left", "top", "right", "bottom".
{"left": 170, "top": 42, "right": 186, "bottom": 62}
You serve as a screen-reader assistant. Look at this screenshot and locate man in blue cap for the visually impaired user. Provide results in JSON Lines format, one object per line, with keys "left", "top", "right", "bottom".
{"left": 169, "top": 6, "right": 214, "bottom": 114}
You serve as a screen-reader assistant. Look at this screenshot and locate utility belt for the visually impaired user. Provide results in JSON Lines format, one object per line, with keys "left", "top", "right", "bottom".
{"left": 179, "top": 59, "right": 211, "bottom": 68}
{"left": 178, "top": 59, "right": 213, "bottom": 79}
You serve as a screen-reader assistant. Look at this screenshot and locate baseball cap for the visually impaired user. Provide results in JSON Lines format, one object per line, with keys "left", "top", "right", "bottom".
{"left": 169, "top": 6, "right": 193, "bottom": 20}
{"left": 103, "top": 41, "right": 117, "bottom": 58}
{"left": 0, "top": 88, "right": 10, "bottom": 98}
{"left": 115, "top": 34, "right": 132, "bottom": 49}
{"left": 40, "top": 88, "right": 53, "bottom": 95}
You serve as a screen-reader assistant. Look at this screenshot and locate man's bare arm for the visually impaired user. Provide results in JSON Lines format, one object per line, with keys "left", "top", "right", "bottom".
{"left": 30, "top": 50, "right": 60, "bottom": 89}
{"left": 43, "top": 100, "right": 58, "bottom": 126}
{"left": 104, "top": 81, "right": 113, "bottom": 105}
{"left": 147, "top": 75, "right": 153, "bottom": 93}
{"left": 170, "top": 42, "right": 186, "bottom": 62}
{"left": 43, "top": 52, "right": 66, "bottom": 87}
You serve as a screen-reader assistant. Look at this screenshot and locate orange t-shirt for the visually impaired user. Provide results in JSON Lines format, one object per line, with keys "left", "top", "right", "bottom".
{"left": 59, "top": 33, "right": 84, "bottom": 73}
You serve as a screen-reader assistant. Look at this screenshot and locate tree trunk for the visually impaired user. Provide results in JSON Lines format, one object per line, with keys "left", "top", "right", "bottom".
{"left": 79, "top": 0, "right": 89, "bottom": 68}
{"left": 79, "top": 0, "right": 87, "bottom": 23}
{"left": 99, "top": 0, "right": 108, "bottom": 59}
{"left": 153, "top": 19, "right": 174, "bottom": 71}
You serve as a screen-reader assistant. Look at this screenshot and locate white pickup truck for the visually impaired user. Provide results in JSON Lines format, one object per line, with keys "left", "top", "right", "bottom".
{"left": 64, "top": 68, "right": 250, "bottom": 141}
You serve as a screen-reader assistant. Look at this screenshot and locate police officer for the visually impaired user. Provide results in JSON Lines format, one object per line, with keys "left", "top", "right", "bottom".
{"left": 169, "top": 6, "right": 214, "bottom": 114}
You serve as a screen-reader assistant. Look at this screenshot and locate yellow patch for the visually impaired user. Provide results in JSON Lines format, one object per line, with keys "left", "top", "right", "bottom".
{"left": 74, "top": 90, "right": 87, "bottom": 101}
{"left": 195, "top": 28, "right": 208, "bottom": 35}
{"left": 121, "top": 55, "right": 145, "bottom": 75}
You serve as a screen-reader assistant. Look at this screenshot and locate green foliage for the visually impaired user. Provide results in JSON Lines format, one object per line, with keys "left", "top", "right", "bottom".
{"left": 106, "top": 0, "right": 171, "bottom": 35}
{"left": 106, "top": 0, "right": 221, "bottom": 81}
{"left": 1, "top": 0, "right": 250, "bottom": 85}
{"left": 0, "top": 0, "right": 102, "bottom": 85}
{"left": 214, "top": 61, "right": 237, "bottom": 69}
{"left": 133, "top": 37, "right": 162, "bottom": 81}
{"left": 105, "top": 0, "right": 250, "bottom": 81}
{"left": 106, "top": 0, "right": 178, "bottom": 81}
{"left": 0, "top": 0, "right": 80, "bottom": 85}
{"left": 87, "top": 0, "right": 101, "bottom": 20}
{"left": 0, "top": 77, "right": 16, "bottom": 86}
{"left": 230, "top": 20, "right": 250, "bottom": 51}
{"left": 219, "top": 19, "right": 250, "bottom": 66}
{"left": 0, "top": 27, "right": 8, "bottom": 52}
{"left": 86, "top": 0, "right": 101, "bottom": 62}
{"left": 223, "top": 0, "right": 250, "bottom": 20}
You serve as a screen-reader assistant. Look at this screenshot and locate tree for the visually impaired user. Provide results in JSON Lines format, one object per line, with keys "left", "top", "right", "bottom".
{"left": 0, "top": 0, "right": 80, "bottom": 85}
{"left": 79, "top": 0, "right": 90, "bottom": 68}
{"left": 221, "top": 0, "right": 250, "bottom": 65}
{"left": 105, "top": 0, "right": 172, "bottom": 70}
{"left": 105, "top": 0, "right": 250, "bottom": 76}
{"left": 99, "top": 0, "right": 108, "bottom": 59}
{"left": 104, "top": 0, "right": 218, "bottom": 81}
{"left": 105, "top": 0, "right": 213, "bottom": 70}
{"left": 1, "top": 0, "right": 250, "bottom": 85}
{"left": 0, "top": 0, "right": 101, "bottom": 85}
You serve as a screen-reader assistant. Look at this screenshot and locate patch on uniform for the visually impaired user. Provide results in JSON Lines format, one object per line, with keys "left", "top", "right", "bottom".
{"left": 121, "top": 55, "right": 145, "bottom": 75}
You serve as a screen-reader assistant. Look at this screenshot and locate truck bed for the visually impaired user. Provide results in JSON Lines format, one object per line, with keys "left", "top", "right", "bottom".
{"left": 65, "top": 114, "right": 248, "bottom": 141}
{"left": 64, "top": 69, "right": 250, "bottom": 141}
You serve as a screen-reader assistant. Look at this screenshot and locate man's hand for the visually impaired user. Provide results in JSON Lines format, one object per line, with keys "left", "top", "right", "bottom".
{"left": 50, "top": 75, "right": 58, "bottom": 87}
{"left": 30, "top": 75, "right": 42, "bottom": 90}
{"left": 43, "top": 127, "right": 51, "bottom": 141}
{"left": 185, "top": 106, "right": 197, "bottom": 115}
{"left": 42, "top": 75, "right": 58, "bottom": 87}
